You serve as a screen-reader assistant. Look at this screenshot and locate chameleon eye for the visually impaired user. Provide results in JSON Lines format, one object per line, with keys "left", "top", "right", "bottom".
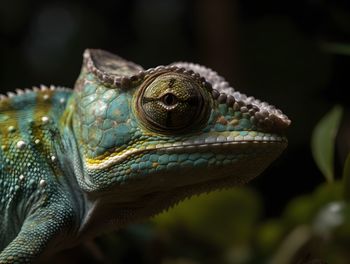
{"left": 161, "top": 93, "right": 178, "bottom": 107}
{"left": 136, "top": 72, "right": 211, "bottom": 133}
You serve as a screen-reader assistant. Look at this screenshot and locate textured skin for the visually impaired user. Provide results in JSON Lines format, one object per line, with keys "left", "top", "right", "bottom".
{"left": 0, "top": 49, "right": 290, "bottom": 263}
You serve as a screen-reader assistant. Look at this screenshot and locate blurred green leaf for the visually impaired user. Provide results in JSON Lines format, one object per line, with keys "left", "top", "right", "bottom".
{"left": 343, "top": 153, "right": 350, "bottom": 200}
{"left": 311, "top": 106, "right": 343, "bottom": 182}
{"left": 270, "top": 225, "right": 312, "bottom": 264}
{"left": 311, "top": 202, "right": 350, "bottom": 263}
{"left": 256, "top": 220, "right": 284, "bottom": 254}
{"left": 283, "top": 195, "right": 315, "bottom": 226}
{"left": 313, "top": 201, "right": 345, "bottom": 238}
{"left": 312, "top": 181, "right": 344, "bottom": 206}
{"left": 271, "top": 182, "right": 344, "bottom": 263}
{"left": 153, "top": 188, "right": 261, "bottom": 247}
{"left": 322, "top": 42, "right": 350, "bottom": 56}
{"left": 283, "top": 182, "right": 343, "bottom": 229}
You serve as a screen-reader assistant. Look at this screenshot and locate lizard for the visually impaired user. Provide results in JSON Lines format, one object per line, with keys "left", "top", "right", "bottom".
{"left": 0, "top": 49, "right": 290, "bottom": 263}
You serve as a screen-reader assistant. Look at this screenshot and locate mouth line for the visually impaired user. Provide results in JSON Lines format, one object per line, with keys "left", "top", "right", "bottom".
{"left": 85, "top": 135, "right": 287, "bottom": 170}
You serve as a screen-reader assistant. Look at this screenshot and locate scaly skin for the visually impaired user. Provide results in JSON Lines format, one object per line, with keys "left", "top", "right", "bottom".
{"left": 0, "top": 49, "right": 290, "bottom": 263}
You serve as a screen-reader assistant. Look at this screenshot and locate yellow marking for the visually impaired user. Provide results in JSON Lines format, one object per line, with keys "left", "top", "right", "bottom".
{"left": 0, "top": 114, "right": 9, "bottom": 121}
{"left": 31, "top": 91, "right": 59, "bottom": 159}
{"left": 0, "top": 109, "right": 20, "bottom": 148}
{"left": 85, "top": 147, "right": 131, "bottom": 164}
{"left": 84, "top": 140, "right": 149, "bottom": 165}
{"left": 0, "top": 96, "right": 12, "bottom": 111}
{"left": 37, "top": 89, "right": 54, "bottom": 103}
{"left": 229, "top": 119, "right": 239, "bottom": 126}
{"left": 59, "top": 96, "right": 75, "bottom": 128}
{"left": 230, "top": 131, "right": 240, "bottom": 137}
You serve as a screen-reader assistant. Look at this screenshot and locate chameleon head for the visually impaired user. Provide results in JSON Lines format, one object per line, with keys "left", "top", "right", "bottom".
{"left": 72, "top": 49, "right": 290, "bottom": 221}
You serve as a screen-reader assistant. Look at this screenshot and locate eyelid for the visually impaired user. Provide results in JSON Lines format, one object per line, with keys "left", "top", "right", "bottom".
{"left": 135, "top": 72, "right": 212, "bottom": 134}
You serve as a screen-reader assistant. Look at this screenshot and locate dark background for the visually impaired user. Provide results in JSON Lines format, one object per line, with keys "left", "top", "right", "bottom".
{"left": 1, "top": 0, "right": 349, "bottom": 218}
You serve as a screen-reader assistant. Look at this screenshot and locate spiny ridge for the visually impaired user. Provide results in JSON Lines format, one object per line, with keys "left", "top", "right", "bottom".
{"left": 0, "top": 85, "right": 71, "bottom": 101}
{"left": 171, "top": 62, "right": 291, "bottom": 132}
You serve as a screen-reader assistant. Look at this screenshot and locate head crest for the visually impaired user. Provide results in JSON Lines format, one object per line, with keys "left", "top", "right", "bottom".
{"left": 83, "top": 49, "right": 212, "bottom": 91}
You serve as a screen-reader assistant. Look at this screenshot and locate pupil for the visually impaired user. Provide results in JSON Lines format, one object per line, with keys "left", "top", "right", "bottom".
{"left": 162, "top": 93, "right": 177, "bottom": 106}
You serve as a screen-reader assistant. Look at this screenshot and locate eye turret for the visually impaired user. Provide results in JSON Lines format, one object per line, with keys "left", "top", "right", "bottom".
{"left": 136, "top": 72, "right": 211, "bottom": 133}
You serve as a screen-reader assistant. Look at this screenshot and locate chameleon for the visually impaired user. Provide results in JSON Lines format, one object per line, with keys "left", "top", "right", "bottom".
{"left": 0, "top": 49, "right": 290, "bottom": 263}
